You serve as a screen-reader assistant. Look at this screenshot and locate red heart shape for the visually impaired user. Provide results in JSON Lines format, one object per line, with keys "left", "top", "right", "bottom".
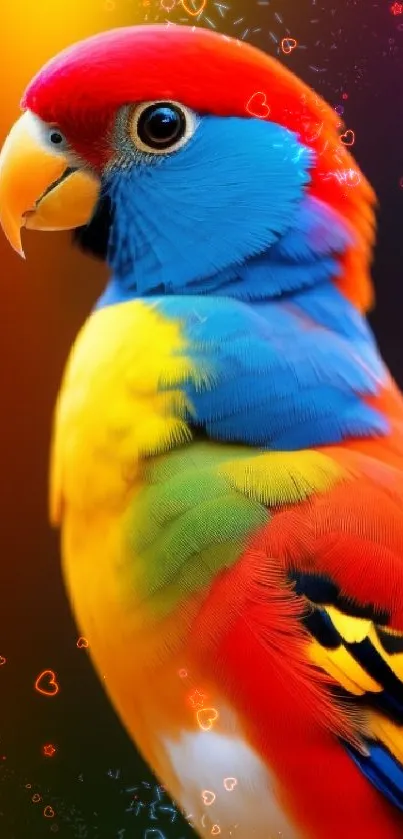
{"left": 340, "top": 129, "right": 355, "bottom": 146}
{"left": 246, "top": 91, "right": 271, "bottom": 119}
{"left": 35, "top": 670, "right": 59, "bottom": 697}
{"left": 0, "top": 655, "right": 6, "bottom": 666}
{"left": 76, "top": 636, "right": 89, "bottom": 649}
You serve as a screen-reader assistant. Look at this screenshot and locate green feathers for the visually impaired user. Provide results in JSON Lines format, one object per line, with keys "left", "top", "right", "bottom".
{"left": 123, "top": 443, "right": 346, "bottom": 621}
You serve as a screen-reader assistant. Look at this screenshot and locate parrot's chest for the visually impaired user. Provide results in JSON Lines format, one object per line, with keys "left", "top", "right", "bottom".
{"left": 61, "top": 509, "right": 299, "bottom": 839}
{"left": 52, "top": 298, "right": 200, "bottom": 729}
{"left": 52, "top": 301, "right": 301, "bottom": 839}
{"left": 50, "top": 299, "right": 194, "bottom": 520}
{"left": 61, "top": 511, "right": 298, "bottom": 839}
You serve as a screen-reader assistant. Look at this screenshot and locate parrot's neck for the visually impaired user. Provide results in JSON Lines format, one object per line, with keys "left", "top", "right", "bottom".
{"left": 94, "top": 273, "right": 403, "bottom": 465}
{"left": 97, "top": 194, "right": 352, "bottom": 307}
{"left": 93, "top": 190, "right": 403, "bottom": 463}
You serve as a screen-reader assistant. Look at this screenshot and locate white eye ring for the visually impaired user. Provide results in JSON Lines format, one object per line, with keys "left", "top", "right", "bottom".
{"left": 125, "top": 100, "right": 197, "bottom": 156}
{"left": 47, "top": 127, "right": 67, "bottom": 148}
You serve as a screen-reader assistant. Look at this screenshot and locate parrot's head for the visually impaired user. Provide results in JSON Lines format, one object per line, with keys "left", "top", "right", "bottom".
{"left": 0, "top": 25, "right": 376, "bottom": 310}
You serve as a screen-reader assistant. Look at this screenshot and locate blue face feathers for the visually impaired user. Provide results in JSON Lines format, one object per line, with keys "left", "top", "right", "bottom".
{"left": 97, "top": 114, "right": 352, "bottom": 305}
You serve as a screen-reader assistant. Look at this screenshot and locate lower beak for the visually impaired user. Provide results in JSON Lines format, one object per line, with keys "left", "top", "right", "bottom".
{"left": 0, "top": 111, "right": 100, "bottom": 257}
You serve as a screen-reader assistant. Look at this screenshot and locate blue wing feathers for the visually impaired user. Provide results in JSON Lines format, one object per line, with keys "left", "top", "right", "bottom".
{"left": 347, "top": 744, "right": 403, "bottom": 813}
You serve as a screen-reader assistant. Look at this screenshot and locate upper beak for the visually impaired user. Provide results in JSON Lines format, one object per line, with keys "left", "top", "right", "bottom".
{"left": 0, "top": 111, "right": 100, "bottom": 257}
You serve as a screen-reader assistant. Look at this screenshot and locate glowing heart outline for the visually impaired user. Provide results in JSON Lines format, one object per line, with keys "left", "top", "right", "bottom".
{"left": 340, "top": 129, "right": 355, "bottom": 147}
{"left": 223, "top": 777, "right": 238, "bottom": 792}
{"left": 245, "top": 91, "right": 271, "bottom": 120}
{"left": 196, "top": 707, "right": 219, "bottom": 731}
{"left": 181, "top": 0, "right": 207, "bottom": 15}
{"left": 35, "top": 669, "right": 60, "bottom": 697}
{"left": 202, "top": 789, "right": 216, "bottom": 806}
{"left": 281, "top": 37, "right": 297, "bottom": 54}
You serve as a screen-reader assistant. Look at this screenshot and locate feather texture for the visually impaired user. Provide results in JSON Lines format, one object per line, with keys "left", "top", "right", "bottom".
{"left": 157, "top": 291, "right": 389, "bottom": 449}
{"left": 23, "top": 24, "right": 375, "bottom": 309}
{"left": 24, "top": 23, "right": 403, "bottom": 839}
{"left": 51, "top": 292, "right": 403, "bottom": 838}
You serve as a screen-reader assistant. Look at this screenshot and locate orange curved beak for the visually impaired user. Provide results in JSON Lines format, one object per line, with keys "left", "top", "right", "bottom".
{"left": 0, "top": 111, "right": 100, "bottom": 257}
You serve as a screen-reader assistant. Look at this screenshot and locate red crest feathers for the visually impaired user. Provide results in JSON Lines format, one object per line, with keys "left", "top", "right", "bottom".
{"left": 22, "top": 25, "right": 376, "bottom": 312}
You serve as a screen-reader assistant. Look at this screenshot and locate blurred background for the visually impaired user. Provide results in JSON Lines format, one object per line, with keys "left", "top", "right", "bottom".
{"left": 0, "top": 1, "right": 402, "bottom": 837}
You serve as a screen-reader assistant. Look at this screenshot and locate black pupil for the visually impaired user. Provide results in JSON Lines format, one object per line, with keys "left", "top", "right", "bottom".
{"left": 50, "top": 131, "right": 63, "bottom": 144}
{"left": 138, "top": 104, "right": 185, "bottom": 149}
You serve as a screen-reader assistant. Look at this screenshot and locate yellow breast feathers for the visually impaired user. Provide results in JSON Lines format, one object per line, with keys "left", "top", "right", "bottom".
{"left": 50, "top": 299, "right": 200, "bottom": 522}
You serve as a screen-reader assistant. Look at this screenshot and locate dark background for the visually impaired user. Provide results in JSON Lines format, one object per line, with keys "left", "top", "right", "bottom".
{"left": 0, "top": 1, "right": 402, "bottom": 837}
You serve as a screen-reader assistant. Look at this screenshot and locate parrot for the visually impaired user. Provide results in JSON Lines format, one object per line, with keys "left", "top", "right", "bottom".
{"left": 2, "top": 22, "right": 403, "bottom": 839}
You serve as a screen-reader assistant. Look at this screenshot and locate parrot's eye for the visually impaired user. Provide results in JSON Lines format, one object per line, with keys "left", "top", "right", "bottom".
{"left": 46, "top": 126, "right": 69, "bottom": 152}
{"left": 49, "top": 130, "right": 64, "bottom": 145}
{"left": 128, "top": 100, "right": 196, "bottom": 155}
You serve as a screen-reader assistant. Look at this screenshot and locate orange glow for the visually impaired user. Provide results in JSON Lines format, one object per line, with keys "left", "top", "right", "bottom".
{"left": 0, "top": 655, "right": 6, "bottom": 665}
{"left": 188, "top": 689, "right": 206, "bottom": 709}
{"left": 35, "top": 669, "right": 60, "bottom": 696}
{"left": 43, "top": 743, "right": 56, "bottom": 757}
{"left": 32, "top": 794, "right": 42, "bottom": 803}
{"left": 44, "top": 805, "right": 55, "bottom": 818}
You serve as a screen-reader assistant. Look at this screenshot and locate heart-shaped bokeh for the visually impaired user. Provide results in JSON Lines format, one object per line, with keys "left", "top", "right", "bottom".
{"left": 35, "top": 670, "right": 59, "bottom": 696}
{"left": 202, "top": 790, "right": 216, "bottom": 806}
{"left": 340, "top": 129, "right": 355, "bottom": 146}
{"left": 181, "top": 0, "right": 206, "bottom": 15}
{"left": 224, "top": 777, "right": 238, "bottom": 792}
{"left": 246, "top": 91, "right": 271, "bottom": 119}
{"left": 196, "top": 707, "right": 218, "bottom": 731}
{"left": 281, "top": 37, "right": 297, "bottom": 54}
